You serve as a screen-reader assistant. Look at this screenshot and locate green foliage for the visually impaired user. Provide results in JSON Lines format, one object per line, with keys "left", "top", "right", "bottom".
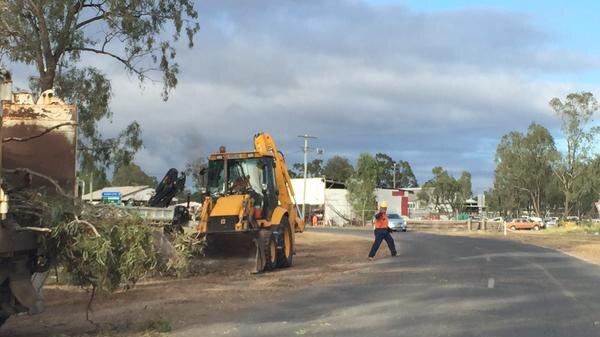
{"left": 10, "top": 187, "right": 204, "bottom": 296}
{"left": 323, "top": 155, "right": 354, "bottom": 182}
{"left": 0, "top": 0, "right": 199, "bottom": 96}
{"left": 142, "top": 318, "right": 172, "bottom": 333}
{"left": 494, "top": 123, "right": 559, "bottom": 216}
{"left": 112, "top": 163, "right": 158, "bottom": 187}
{"left": 571, "top": 155, "right": 600, "bottom": 216}
{"left": 346, "top": 153, "right": 378, "bottom": 223}
{"left": 291, "top": 159, "right": 324, "bottom": 178}
{"left": 396, "top": 160, "right": 419, "bottom": 188}
{"left": 549, "top": 92, "right": 600, "bottom": 216}
{"left": 50, "top": 208, "right": 158, "bottom": 292}
{"left": 373, "top": 153, "right": 418, "bottom": 188}
{"left": 374, "top": 153, "right": 395, "bottom": 188}
{"left": 78, "top": 166, "right": 111, "bottom": 192}
{"left": 419, "top": 166, "right": 472, "bottom": 215}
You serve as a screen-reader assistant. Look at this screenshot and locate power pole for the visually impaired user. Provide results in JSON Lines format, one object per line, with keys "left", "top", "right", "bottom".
{"left": 393, "top": 162, "right": 397, "bottom": 189}
{"left": 298, "top": 134, "right": 317, "bottom": 221}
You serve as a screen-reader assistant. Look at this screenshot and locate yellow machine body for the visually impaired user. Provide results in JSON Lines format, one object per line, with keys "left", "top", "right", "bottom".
{"left": 197, "top": 133, "right": 305, "bottom": 272}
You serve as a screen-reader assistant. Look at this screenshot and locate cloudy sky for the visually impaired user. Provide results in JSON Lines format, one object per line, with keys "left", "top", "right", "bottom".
{"left": 7, "top": 0, "right": 600, "bottom": 192}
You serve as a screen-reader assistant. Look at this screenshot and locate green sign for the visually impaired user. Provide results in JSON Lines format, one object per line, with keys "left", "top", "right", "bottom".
{"left": 101, "top": 191, "right": 122, "bottom": 205}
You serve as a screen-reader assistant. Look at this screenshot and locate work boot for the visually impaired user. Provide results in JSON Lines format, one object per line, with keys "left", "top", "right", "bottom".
{"left": 368, "top": 257, "right": 374, "bottom": 261}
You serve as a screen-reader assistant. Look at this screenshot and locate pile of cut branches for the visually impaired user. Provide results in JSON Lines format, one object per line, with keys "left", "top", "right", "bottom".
{"left": 7, "top": 188, "right": 205, "bottom": 294}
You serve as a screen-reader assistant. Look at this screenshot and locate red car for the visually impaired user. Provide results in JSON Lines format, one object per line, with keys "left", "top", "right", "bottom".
{"left": 508, "top": 218, "right": 540, "bottom": 231}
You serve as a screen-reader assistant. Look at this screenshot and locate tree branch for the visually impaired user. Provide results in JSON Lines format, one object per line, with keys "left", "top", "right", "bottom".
{"left": 69, "top": 216, "right": 101, "bottom": 238}
{"left": 27, "top": 0, "right": 55, "bottom": 68}
{"left": 68, "top": 47, "right": 151, "bottom": 79}
{"left": 75, "top": 13, "right": 107, "bottom": 29}
{"left": 54, "top": 0, "right": 84, "bottom": 57}
{"left": 3, "top": 122, "right": 77, "bottom": 143}
{"left": 3, "top": 168, "right": 69, "bottom": 198}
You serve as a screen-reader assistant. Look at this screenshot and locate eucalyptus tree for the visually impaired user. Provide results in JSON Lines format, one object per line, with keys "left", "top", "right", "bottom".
{"left": 549, "top": 92, "right": 599, "bottom": 216}
{"left": 494, "top": 123, "right": 559, "bottom": 217}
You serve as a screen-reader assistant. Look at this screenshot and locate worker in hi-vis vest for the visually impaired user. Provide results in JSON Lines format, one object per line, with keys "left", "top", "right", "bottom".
{"left": 368, "top": 200, "right": 397, "bottom": 260}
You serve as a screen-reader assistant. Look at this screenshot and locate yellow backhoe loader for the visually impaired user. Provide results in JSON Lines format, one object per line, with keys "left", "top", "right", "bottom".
{"left": 197, "top": 133, "right": 305, "bottom": 272}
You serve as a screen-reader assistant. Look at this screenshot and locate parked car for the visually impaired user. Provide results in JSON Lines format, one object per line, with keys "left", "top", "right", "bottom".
{"left": 385, "top": 213, "right": 407, "bottom": 232}
{"left": 561, "top": 216, "right": 580, "bottom": 227}
{"left": 508, "top": 218, "right": 541, "bottom": 231}
{"left": 544, "top": 217, "right": 559, "bottom": 227}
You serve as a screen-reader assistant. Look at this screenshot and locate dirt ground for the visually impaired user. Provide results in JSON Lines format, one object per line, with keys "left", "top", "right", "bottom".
{"left": 441, "top": 230, "right": 600, "bottom": 265}
{"left": 1, "top": 232, "right": 374, "bottom": 337}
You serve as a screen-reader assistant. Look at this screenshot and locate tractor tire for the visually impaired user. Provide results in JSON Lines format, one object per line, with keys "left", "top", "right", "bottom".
{"left": 277, "top": 217, "right": 294, "bottom": 268}
{"left": 264, "top": 232, "right": 278, "bottom": 271}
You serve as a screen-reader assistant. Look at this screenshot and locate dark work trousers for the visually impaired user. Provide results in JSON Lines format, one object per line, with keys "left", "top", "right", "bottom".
{"left": 368, "top": 228, "right": 397, "bottom": 258}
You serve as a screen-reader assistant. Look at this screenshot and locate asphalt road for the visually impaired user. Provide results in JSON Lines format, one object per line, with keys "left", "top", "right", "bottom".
{"left": 176, "top": 229, "right": 600, "bottom": 337}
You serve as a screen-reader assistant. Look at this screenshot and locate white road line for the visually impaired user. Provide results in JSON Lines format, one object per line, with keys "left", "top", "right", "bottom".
{"left": 486, "top": 256, "right": 491, "bottom": 262}
{"left": 488, "top": 278, "right": 495, "bottom": 289}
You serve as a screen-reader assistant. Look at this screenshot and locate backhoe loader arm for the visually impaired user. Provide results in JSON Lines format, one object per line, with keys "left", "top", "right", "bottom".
{"left": 254, "top": 133, "right": 304, "bottom": 231}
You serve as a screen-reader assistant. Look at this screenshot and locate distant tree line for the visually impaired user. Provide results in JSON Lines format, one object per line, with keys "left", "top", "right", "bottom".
{"left": 487, "top": 92, "right": 600, "bottom": 218}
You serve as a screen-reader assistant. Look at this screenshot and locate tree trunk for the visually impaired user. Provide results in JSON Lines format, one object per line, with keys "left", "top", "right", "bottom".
{"left": 361, "top": 199, "right": 366, "bottom": 226}
{"left": 563, "top": 180, "right": 571, "bottom": 217}
{"left": 39, "top": 68, "right": 56, "bottom": 91}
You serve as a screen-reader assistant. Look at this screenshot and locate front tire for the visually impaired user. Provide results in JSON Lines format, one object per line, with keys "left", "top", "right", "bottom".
{"left": 264, "top": 233, "right": 277, "bottom": 271}
{"left": 276, "top": 217, "right": 294, "bottom": 268}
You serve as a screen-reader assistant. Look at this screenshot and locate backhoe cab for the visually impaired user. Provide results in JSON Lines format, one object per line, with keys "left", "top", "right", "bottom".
{"left": 197, "top": 133, "right": 304, "bottom": 272}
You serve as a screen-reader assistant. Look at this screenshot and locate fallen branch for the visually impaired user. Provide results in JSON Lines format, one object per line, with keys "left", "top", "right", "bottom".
{"left": 16, "top": 227, "right": 52, "bottom": 233}
{"left": 3, "top": 168, "right": 70, "bottom": 198}
{"left": 2, "top": 122, "right": 77, "bottom": 143}
{"left": 68, "top": 216, "right": 101, "bottom": 238}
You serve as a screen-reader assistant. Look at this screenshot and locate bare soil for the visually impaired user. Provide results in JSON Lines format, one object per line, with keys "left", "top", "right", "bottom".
{"left": 1, "top": 232, "right": 373, "bottom": 337}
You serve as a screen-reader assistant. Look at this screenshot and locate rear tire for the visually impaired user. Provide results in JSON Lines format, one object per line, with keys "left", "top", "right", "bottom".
{"left": 277, "top": 217, "right": 294, "bottom": 268}
{"left": 533, "top": 225, "right": 540, "bottom": 231}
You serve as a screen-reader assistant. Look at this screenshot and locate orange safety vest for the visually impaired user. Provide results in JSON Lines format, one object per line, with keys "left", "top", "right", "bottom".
{"left": 374, "top": 212, "right": 389, "bottom": 229}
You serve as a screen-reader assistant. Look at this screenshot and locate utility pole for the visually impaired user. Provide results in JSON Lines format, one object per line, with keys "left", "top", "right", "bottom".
{"left": 393, "top": 162, "right": 397, "bottom": 189}
{"left": 298, "top": 134, "right": 317, "bottom": 222}
{"left": 89, "top": 171, "right": 94, "bottom": 203}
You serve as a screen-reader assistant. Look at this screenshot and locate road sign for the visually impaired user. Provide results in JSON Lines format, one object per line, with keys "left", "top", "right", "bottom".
{"left": 477, "top": 194, "right": 485, "bottom": 208}
{"left": 101, "top": 191, "right": 122, "bottom": 204}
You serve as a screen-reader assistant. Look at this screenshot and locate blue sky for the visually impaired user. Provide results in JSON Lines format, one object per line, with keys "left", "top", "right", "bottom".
{"left": 4, "top": 0, "right": 600, "bottom": 193}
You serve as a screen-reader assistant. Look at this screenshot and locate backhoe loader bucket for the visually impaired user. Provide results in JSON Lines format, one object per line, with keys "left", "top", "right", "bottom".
{"left": 201, "top": 230, "right": 273, "bottom": 274}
